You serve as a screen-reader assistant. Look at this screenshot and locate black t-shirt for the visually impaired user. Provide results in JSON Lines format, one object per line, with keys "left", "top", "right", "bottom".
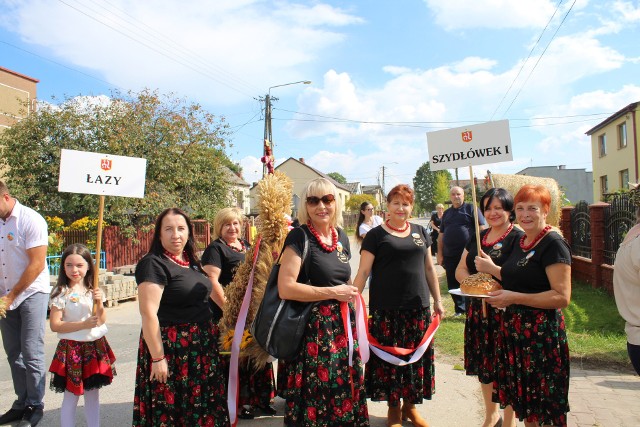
{"left": 201, "top": 238, "right": 250, "bottom": 320}
{"left": 464, "top": 226, "right": 524, "bottom": 277}
{"left": 282, "top": 225, "right": 351, "bottom": 288}
{"left": 500, "top": 231, "right": 572, "bottom": 306}
{"left": 135, "top": 253, "right": 213, "bottom": 326}
{"left": 441, "top": 203, "right": 486, "bottom": 257}
{"left": 430, "top": 213, "right": 441, "bottom": 238}
{"left": 362, "top": 223, "right": 432, "bottom": 310}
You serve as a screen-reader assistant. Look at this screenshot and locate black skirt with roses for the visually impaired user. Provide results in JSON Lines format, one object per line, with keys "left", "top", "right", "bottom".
{"left": 365, "top": 307, "right": 435, "bottom": 406}
{"left": 132, "top": 319, "right": 230, "bottom": 427}
{"left": 493, "top": 306, "right": 570, "bottom": 427}
{"left": 464, "top": 297, "right": 502, "bottom": 384}
{"left": 277, "top": 301, "right": 369, "bottom": 427}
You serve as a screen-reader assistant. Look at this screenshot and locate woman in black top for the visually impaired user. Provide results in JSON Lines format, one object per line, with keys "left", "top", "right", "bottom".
{"left": 353, "top": 184, "right": 444, "bottom": 427}
{"left": 478, "top": 185, "right": 571, "bottom": 427}
{"left": 201, "top": 207, "right": 276, "bottom": 419}
{"left": 429, "top": 203, "right": 444, "bottom": 256}
{"left": 133, "top": 208, "right": 229, "bottom": 426}
{"left": 455, "top": 188, "right": 522, "bottom": 427}
{"left": 277, "top": 178, "right": 368, "bottom": 426}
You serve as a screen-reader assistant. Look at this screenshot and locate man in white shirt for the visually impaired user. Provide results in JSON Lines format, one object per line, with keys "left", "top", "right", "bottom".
{"left": 0, "top": 181, "right": 49, "bottom": 427}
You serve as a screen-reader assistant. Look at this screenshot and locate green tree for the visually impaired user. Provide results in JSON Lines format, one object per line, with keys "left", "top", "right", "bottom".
{"left": 413, "top": 162, "right": 435, "bottom": 213}
{"left": 345, "top": 194, "right": 377, "bottom": 212}
{"left": 0, "top": 89, "right": 232, "bottom": 232}
{"left": 414, "top": 162, "right": 453, "bottom": 214}
{"left": 433, "top": 172, "right": 452, "bottom": 206}
{"left": 327, "top": 172, "right": 347, "bottom": 185}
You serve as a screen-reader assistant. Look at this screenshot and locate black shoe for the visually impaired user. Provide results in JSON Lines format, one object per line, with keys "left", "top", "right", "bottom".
{"left": 256, "top": 403, "right": 277, "bottom": 415}
{"left": 0, "top": 408, "right": 25, "bottom": 425}
{"left": 238, "top": 406, "right": 255, "bottom": 420}
{"left": 17, "top": 406, "right": 43, "bottom": 427}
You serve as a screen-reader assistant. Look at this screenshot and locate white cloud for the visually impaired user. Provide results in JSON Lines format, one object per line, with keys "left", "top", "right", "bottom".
{"left": 0, "top": 0, "right": 361, "bottom": 105}
{"left": 239, "top": 156, "right": 263, "bottom": 186}
{"left": 424, "top": 0, "right": 558, "bottom": 30}
{"left": 613, "top": 0, "right": 640, "bottom": 23}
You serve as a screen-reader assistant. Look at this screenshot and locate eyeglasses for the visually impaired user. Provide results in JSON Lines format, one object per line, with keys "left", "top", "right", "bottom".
{"left": 365, "top": 208, "right": 374, "bottom": 211}
{"left": 306, "top": 194, "right": 335, "bottom": 206}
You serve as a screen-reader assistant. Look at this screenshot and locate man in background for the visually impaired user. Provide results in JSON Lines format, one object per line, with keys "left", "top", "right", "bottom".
{"left": 0, "top": 181, "right": 49, "bottom": 427}
{"left": 437, "top": 186, "right": 486, "bottom": 317}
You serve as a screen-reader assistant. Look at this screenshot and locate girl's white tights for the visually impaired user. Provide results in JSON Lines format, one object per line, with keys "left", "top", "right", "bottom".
{"left": 61, "top": 389, "right": 100, "bottom": 427}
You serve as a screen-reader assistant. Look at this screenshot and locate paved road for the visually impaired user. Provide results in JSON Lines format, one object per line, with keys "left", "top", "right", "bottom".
{"left": 1, "top": 221, "right": 639, "bottom": 426}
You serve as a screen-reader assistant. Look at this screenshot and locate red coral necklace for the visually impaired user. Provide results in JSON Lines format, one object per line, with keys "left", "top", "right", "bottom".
{"left": 520, "top": 225, "right": 552, "bottom": 251}
{"left": 163, "top": 249, "right": 190, "bottom": 267}
{"left": 223, "top": 238, "right": 246, "bottom": 253}
{"left": 386, "top": 220, "right": 409, "bottom": 232}
{"left": 482, "top": 223, "right": 514, "bottom": 247}
{"left": 307, "top": 221, "right": 338, "bottom": 252}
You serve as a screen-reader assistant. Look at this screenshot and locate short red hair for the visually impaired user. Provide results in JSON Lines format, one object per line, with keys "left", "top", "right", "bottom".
{"left": 514, "top": 184, "right": 551, "bottom": 213}
{"left": 387, "top": 184, "right": 414, "bottom": 204}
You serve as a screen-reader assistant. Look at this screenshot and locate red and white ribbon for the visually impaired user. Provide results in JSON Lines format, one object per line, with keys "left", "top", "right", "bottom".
{"left": 355, "top": 293, "right": 440, "bottom": 366}
{"left": 227, "top": 236, "right": 261, "bottom": 426}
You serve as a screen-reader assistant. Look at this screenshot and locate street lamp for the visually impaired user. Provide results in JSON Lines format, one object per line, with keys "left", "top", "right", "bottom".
{"left": 262, "top": 80, "right": 311, "bottom": 177}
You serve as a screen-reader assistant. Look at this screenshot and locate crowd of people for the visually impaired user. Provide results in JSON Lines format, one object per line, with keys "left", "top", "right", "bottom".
{"left": 7, "top": 175, "right": 638, "bottom": 427}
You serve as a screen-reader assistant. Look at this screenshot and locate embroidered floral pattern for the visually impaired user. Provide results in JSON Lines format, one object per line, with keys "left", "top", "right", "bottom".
{"left": 365, "top": 307, "right": 435, "bottom": 405}
{"left": 277, "top": 301, "right": 369, "bottom": 426}
{"left": 133, "top": 320, "right": 230, "bottom": 426}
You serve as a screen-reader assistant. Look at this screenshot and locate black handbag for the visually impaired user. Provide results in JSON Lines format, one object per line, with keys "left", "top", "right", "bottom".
{"left": 251, "top": 229, "right": 313, "bottom": 360}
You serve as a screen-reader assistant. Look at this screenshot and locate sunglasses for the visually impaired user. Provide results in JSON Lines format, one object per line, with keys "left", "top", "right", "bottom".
{"left": 306, "top": 194, "right": 335, "bottom": 206}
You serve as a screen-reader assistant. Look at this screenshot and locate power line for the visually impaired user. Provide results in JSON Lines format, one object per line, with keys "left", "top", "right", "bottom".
{"left": 57, "top": 0, "right": 257, "bottom": 99}
{"left": 500, "top": 0, "right": 578, "bottom": 117}
{"left": 489, "top": 0, "right": 564, "bottom": 120}
{"left": 0, "top": 39, "right": 123, "bottom": 91}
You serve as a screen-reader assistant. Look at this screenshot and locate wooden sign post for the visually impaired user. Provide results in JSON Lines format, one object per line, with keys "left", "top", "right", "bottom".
{"left": 427, "top": 120, "right": 513, "bottom": 316}
{"left": 58, "top": 149, "right": 147, "bottom": 313}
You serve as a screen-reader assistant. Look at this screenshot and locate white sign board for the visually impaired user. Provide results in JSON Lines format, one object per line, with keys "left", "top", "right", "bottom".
{"left": 426, "top": 119, "right": 512, "bottom": 171}
{"left": 58, "top": 149, "right": 147, "bottom": 198}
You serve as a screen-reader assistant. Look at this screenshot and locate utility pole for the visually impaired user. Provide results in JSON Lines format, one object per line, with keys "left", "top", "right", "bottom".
{"left": 262, "top": 94, "right": 273, "bottom": 178}
{"left": 261, "top": 80, "right": 312, "bottom": 178}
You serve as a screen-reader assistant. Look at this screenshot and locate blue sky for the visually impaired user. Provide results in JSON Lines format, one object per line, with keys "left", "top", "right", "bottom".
{"left": 1, "top": 0, "right": 640, "bottom": 192}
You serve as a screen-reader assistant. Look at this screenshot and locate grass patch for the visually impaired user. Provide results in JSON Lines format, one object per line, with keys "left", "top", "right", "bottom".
{"left": 435, "top": 276, "right": 631, "bottom": 372}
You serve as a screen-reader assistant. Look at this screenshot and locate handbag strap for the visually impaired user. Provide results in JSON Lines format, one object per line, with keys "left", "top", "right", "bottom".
{"left": 276, "top": 226, "right": 310, "bottom": 279}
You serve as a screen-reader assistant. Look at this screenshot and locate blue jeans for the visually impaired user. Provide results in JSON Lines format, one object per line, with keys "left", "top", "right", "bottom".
{"left": 0, "top": 291, "right": 49, "bottom": 409}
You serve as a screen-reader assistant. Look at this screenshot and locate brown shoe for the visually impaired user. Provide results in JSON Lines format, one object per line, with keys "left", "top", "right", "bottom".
{"left": 387, "top": 404, "right": 402, "bottom": 427}
{"left": 401, "top": 403, "right": 429, "bottom": 427}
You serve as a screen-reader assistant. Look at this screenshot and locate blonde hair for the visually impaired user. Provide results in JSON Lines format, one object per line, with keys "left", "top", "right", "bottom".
{"left": 213, "top": 207, "right": 244, "bottom": 239}
{"left": 436, "top": 203, "right": 445, "bottom": 209}
{"left": 296, "top": 178, "right": 343, "bottom": 227}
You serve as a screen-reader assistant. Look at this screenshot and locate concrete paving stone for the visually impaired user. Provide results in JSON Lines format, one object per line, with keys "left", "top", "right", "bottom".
{"left": 572, "top": 412, "right": 598, "bottom": 425}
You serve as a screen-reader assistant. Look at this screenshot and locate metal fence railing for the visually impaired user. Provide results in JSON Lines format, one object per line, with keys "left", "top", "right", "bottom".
{"left": 46, "top": 251, "right": 107, "bottom": 277}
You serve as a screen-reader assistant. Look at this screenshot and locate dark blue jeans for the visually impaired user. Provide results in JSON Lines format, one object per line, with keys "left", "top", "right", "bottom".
{"left": 443, "top": 255, "right": 467, "bottom": 314}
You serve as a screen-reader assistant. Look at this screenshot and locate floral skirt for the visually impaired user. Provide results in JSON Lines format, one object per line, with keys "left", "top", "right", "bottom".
{"left": 132, "top": 319, "right": 230, "bottom": 427}
{"left": 464, "top": 298, "right": 502, "bottom": 384}
{"left": 237, "top": 360, "right": 276, "bottom": 407}
{"left": 49, "top": 336, "right": 116, "bottom": 396}
{"left": 365, "top": 307, "right": 435, "bottom": 406}
{"left": 278, "top": 301, "right": 369, "bottom": 427}
{"left": 493, "top": 307, "right": 570, "bottom": 426}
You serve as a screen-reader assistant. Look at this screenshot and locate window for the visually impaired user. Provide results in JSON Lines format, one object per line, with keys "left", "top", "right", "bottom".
{"left": 600, "top": 175, "right": 608, "bottom": 197}
{"left": 620, "top": 169, "right": 629, "bottom": 189}
{"left": 618, "top": 122, "right": 627, "bottom": 149}
{"left": 599, "top": 134, "right": 607, "bottom": 157}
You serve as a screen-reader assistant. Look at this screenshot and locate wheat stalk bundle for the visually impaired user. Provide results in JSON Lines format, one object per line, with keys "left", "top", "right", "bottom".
{"left": 218, "top": 171, "right": 293, "bottom": 370}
